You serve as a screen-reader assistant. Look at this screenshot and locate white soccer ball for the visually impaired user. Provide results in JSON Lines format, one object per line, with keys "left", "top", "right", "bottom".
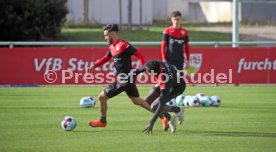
{"left": 175, "top": 95, "right": 185, "bottom": 107}
{"left": 61, "top": 116, "right": 77, "bottom": 131}
{"left": 210, "top": 96, "right": 221, "bottom": 107}
{"left": 196, "top": 93, "right": 205, "bottom": 99}
{"left": 183, "top": 96, "right": 192, "bottom": 106}
{"left": 189, "top": 96, "right": 200, "bottom": 107}
{"left": 167, "top": 98, "right": 177, "bottom": 107}
{"left": 80, "top": 96, "right": 96, "bottom": 108}
{"left": 199, "top": 96, "right": 212, "bottom": 106}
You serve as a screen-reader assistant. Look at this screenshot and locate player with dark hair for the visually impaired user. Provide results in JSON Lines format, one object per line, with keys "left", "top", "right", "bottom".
{"left": 86, "top": 24, "right": 150, "bottom": 127}
{"left": 130, "top": 60, "right": 186, "bottom": 134}
{"left": 86, "top": 24, "right": 168, "bottom": 129}
{"left": 161, "top": 11, "right": 190, "bottom": 70}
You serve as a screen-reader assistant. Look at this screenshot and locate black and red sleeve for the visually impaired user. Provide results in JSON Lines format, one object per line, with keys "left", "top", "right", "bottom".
{"left": 94, "top": 51, "right": 112, "bottom": 67}
{"left": 124, "top": 44, "right": 145, "bottom": 66}
{"left": 161, "top": 30, "right": 169, "bottom": 61}
{"left": 184, "top": 35, "right": 190, "bottom": 61}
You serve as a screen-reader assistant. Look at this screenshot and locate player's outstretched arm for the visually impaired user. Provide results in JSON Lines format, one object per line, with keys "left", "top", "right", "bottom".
{"left": 143, "top": 101, "right": 166, "bottom": 134}
{"left": 133, "top": 50, "right": 145, "bottom": 67}
{"left": 130, "top": 66, "right": 146, "bottom": 77}
{"left": 86, "top": 51, "right": 112, "bottom": 73}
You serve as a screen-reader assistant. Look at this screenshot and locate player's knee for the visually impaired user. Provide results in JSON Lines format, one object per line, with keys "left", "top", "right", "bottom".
{"left": 144, "top": 96, "right": 151, "bottom": 105}
{"left": 98, "top": 93, "right": 108, "bottom": 102}
{"left": 133, "top": 102, "right": 139, "bottom": 106}
{"left": 151, "top": 104, "right": 157, "bottom": 112}
{"left": 131, "top": 99, "right": 140, "bottom": 105}
{"left": 97, "top": 94, "right": 103, "bottom": 101}
{"left": 130, "top": 98, "right": 141, "bottom": 106}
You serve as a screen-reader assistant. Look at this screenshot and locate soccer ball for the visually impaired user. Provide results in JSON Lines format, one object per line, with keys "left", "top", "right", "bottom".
{"left": 80, "top": 96, "right": 96, "bottom": 108}
{"left": 61, "top": 116, "right": 77, "bottom": 131}
{"left": 189, "top": 96, "right": 200, "bottom": 107}
{"left": 196, "top": 93, "right": 205, "bottom": 99}
{"left": 167, "top": 98, "right": 177, "bottom": 107}
{"left": 199, "top": 96, "right": 211, "bottom": 106}
{"left": 210, "top": 96, "right": 221, "bottom": 107}
{"left": 183, "top": 96, "right": 192, "bottom": 106}
{"left": 175, "top": 95, "right": 185, "bottom": 107}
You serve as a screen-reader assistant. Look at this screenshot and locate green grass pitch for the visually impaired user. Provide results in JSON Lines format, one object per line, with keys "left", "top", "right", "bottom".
{"left": 0, "top": 86, "right": 276, "bottom": 152}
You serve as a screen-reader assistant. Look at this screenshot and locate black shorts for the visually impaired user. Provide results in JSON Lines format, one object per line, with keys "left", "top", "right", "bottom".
{"left": 104, "top": 81, "right": 139, "bottom": 98}
{"left": 153, "top": 81, "right": 186, "bottom": 102}
{"left": 167, "top": 61, "right": 183, "bottom": 70}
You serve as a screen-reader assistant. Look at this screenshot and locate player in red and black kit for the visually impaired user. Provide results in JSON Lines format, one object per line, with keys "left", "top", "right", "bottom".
{"left": 86, "top": 24, "right": 151, "bottom": 127}
{"left": 130, "top": 60, "right": 186, "bottom": 134}
{"left": 161, "top": 11, "right": 190, "bottom": 70}
{"left": 86, "top": 24, "right": 168, "bottom": 128}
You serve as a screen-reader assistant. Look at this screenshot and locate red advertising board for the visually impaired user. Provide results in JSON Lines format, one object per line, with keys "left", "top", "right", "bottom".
{"left": 0, "top": 47, "right": 275, "bottom": 85}
{"left": 188, "top": 47, "right": 276, "bottom": 84}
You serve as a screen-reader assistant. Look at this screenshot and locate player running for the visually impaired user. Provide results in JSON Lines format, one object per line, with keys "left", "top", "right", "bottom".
{"left": 86, "top": 24, "right": 168, "bottom": 129}
{"left": 161, "top": 11, "right": 190, "bottom": 70}
{"left": 130, "top": 60, "right": 186, "bottom": 134}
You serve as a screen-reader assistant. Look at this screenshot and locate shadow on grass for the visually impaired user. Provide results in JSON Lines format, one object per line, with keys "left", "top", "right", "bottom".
{"left": 74, "top": 129, "right": 139, "bottom": 133}
{"left": 73, "top": 129, "right": 276, "bottom": 138}
{"left": 73, "top": 129, "right": 166, "bottom": 135}
{"left": 189, "top": 130, "right": 276, "bottom": 138}
{"left": 74, "top": 130, "right": 103, "bottom": 133}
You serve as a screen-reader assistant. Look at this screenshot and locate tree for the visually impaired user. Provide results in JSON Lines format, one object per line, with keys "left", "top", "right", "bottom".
{"left": 0, "top": 0, "right": 68, "bottom": 41}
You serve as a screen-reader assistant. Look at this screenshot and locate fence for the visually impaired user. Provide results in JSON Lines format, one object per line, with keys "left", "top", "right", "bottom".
{"left": 1, "top": 41, "right": 276, "bottom": 48}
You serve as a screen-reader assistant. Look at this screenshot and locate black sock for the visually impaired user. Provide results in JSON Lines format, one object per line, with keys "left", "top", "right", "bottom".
{"left": 100, "top": 116, "right": 107, "bottom": 123}
{"left": 172, "top": 107, "right": 180, "bottom": 113}
{"left": 163, "top": 113, "right": 171, "bottom": 121}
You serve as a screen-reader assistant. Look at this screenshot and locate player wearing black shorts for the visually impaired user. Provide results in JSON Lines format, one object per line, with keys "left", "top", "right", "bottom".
{"left": 86, "top": 24, "right": 151, "bottom": 128}
{"left": 161, "top": 11, "right": 190, "bottom": 70}
{"left": 130, "top": 60, "right": 186, "bottom": 134}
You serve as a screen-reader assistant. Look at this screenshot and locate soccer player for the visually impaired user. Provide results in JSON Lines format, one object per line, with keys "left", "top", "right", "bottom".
{"left": 130, "top": 60, "right": 186, "bottom": 134}
{"left": 86, "top": 24, "right": 168, "bottom": 128}
{"left": 161, "top": 11, "right": 190, "bottom": 70}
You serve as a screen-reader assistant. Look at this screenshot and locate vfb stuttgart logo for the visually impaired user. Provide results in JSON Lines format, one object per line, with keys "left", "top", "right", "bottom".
{"left": 185, "top": 53, "right": 202, "bottom": 77}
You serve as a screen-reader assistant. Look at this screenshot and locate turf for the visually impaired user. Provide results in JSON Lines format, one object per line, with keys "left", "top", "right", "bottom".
{"left": 58, "top": 27, "right": 232, "bottom": 42}
{"left": 0, "top": 86, "right": 276, "bottom": 152}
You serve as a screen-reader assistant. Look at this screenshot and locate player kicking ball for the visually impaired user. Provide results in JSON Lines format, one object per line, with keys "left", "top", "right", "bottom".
{"left": 130, "top": 60, "right": 186, "bottom": 134}
{"left": 86, "top": 24, "right": 169, "bottom": 130}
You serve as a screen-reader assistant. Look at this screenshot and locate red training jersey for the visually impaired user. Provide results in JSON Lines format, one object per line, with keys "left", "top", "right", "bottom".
{"left": 94, "top": 39, "right": 145, "bottom": 74}
{"left": 161, "top": 26, "right": 190, "bottom": 70}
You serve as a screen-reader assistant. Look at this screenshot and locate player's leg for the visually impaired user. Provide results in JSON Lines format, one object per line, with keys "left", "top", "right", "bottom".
{"left": 151, "top": 97, "right": 181, "bottom": 114}
{"left": 125, "top": 83, "right": 151, "bottom": 112}
{"left": 88, "top": 81, "right": 124, "bottom": 128}
{"left": 130, "top": 97, "right": 152, "bottom": 112}
{"left": 144, "top": 84, "right": 160, "bottom": 105}
{"left": 126, "top": 83, "right": 163, "bottom": 111}
{"left": 169, "top": 83, "right": 186, "bottom": 125}
{"left": 97, "top": 91, "right": 109, "bottom": 120}
{"left": 88, "top": 91, "right": 109, "bottom": 127}
{"left": 150, "top": 97, "right": 179, "bottom": 133}
{"left": 127, "top": 84, "right": 170, "bottom": 126}
{"left": 144, "top": 85, "right": 170, "bottom": 131}
{"left": 150, "top": 82, "right": 186, "bottom": 132}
